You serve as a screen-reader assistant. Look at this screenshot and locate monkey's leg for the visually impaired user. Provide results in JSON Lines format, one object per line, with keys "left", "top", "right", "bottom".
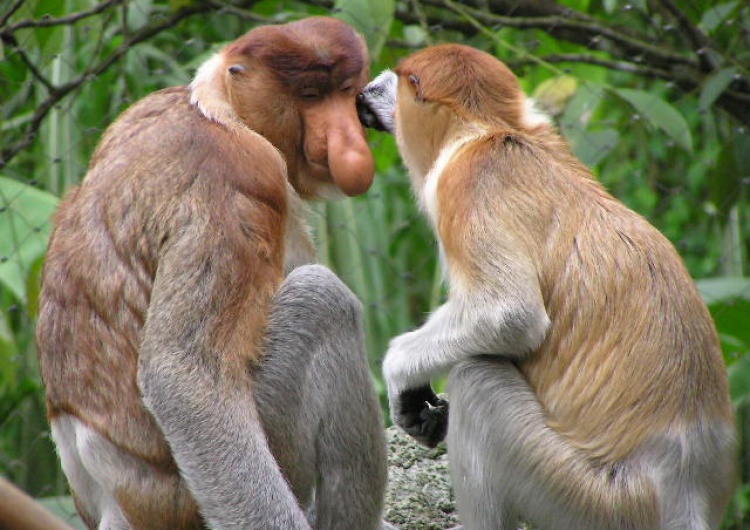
{"left": 446, "top": 357, "right": 659, "bottom": 530}
{"left": 255, "top": 264, "right": 388, "bottom": 530}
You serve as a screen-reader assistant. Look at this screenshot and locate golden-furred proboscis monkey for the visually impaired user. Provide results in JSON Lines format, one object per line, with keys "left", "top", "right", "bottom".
{"left": 358, "top": 44, "right": 736, "bottom": 530}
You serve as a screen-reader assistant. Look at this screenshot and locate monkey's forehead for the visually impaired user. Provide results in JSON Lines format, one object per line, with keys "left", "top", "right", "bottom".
{"left": 226, "top": 17, "right": 368, "bottom": 86}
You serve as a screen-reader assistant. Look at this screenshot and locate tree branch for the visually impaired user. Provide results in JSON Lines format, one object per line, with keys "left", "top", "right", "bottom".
{"left": 0, "top": 0, "right": 24, "bottom": 28}
{"left": 205, "top": 1, "right": 273, "bottom": 24}
{"left": 519, "top": 53, "right": 675, "bottom": 79}
{"left": 425, "top": 0, "right": 697, "bottom": 70}
{"left": 0, "top": 2, "right": 217, "bottom": 168}
{"left": 658, "top": 0, "right": 719, "bottom": 71}
{"left": 12, "top": 45, "right": 56, "bottom": 93}
{"left": 399, "top": 0, "right": 749, "bottom": 124}
{"left": 1, "top": 0, "right": 123, "bottom": 32}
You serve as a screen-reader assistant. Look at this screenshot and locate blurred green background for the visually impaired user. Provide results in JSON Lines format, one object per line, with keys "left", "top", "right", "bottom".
{"left": 1, "top": 0, "right": 749, "bottom": 527}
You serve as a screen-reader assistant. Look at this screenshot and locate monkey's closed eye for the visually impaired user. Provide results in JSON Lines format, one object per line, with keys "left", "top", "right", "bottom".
{"left": 228, "top": 64, "right": 246, "bottom": 75}
{"left": 300, "top": 87, "right": 321, "bottom": 100}
{"left": 408, "top": 74, "right": 420, "bottom": 87}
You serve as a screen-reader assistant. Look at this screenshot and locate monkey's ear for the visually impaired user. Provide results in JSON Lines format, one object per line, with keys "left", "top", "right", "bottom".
{"left": 408, "top": 74, "right": 424, "bottom": 103}
{"left": 228, "top": 64, "right": 247, "bottom": 76}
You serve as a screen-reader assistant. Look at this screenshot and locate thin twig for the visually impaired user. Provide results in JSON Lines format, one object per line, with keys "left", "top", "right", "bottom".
{"left": 526, "top": 53, "right": 674, "bottom": 79}
{"left": 3, "top": 0, "right": 123, "bottom": 32}
{"left": 0, "top": 0, "right": 25, "bottom": 28}
{"left": 431, "top": 0, "right": 697, "bottom": 70}
{"left": 206, "top": 1, "right": 272, "bottom": 23}
{"left": 409, "top": 0, "right": 434, "bottom": 45}
{"left": 12, "top": 45, "right": 56, "bottom": 93}
{"left": 658, "top": 0, "right": 719, "bottom": 71}
{"left": 0, "top": 3, "right": 214, "bottom": 168}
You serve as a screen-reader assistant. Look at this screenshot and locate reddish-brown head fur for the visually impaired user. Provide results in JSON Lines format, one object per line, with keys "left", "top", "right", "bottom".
{"left": 395, "top": 44, "right": 524, "bottom": 130}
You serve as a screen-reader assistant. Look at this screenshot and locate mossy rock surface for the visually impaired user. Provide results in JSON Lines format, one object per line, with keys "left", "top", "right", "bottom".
{"left": 383, "top": 427, "right": 460, "bottom": 530}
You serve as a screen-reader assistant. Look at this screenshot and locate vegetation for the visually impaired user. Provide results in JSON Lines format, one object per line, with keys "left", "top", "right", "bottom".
{"left": 1, "top": 0, "right": 749, "bottom": 526}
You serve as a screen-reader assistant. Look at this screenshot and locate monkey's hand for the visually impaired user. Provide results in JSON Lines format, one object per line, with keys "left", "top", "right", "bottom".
{"left": 393, "top": 385, "right": 449, "bottom": 448}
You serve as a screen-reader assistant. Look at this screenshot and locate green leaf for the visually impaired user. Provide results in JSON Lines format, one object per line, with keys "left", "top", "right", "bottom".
{"left": 699, "top": 2, "right": 739, "bottom": 34}
{"left": 403, "top": 25, "right": 427, "bottom": 47}
{"left": 602, "top": 0, "right": 617, "bottom": 14}
{"left": 697, "top": 277, "right": 750, "bottom": 370}
{"left": 699, "top": 67, "right": 738, "bottom": 112}
{"left": 613, "top": 88, "right": 693, "bottom": 152}
{"left": 729, "top": 353, "right": 750, "bottom": 407}
{"left": 334, "top": 0, "right": 395, "bottom": 61}
{"left": 567, "top": 128, "right": 620, "bottom": 168}
{"left": 0, "top": 176, "right": 60, "bottom": 302}
{"left": 0, "top": 310, "right": 18, "bottom": 384}
{"left": 559, "top": 84, "right": 619, "bottom": 167}
{"left": 532, "top": 75, "right": 578, "bottom": 116}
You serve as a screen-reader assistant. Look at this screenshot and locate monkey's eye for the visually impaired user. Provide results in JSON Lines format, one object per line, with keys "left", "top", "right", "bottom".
{"left": 341, "top": 83, "right": 355, "bottom": 95}
{"left": 228, "top": 64, "right": 246, "bottom": 76}
{"left": 299, "top": 88, "right": 321, "bottom": 101}
{"left": 408, "top": 74, "right": 420, "bottom": 87}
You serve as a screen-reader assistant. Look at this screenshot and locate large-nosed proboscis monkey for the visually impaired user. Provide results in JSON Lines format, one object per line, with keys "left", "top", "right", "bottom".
{"left": 36, "top": 17, "right": 388, "bottom": 530}
{"left": 358, "top": 44, "right": 736, "bottom": 530}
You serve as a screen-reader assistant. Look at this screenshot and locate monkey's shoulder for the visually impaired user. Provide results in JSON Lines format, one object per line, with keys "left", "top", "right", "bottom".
{"left": 438, "top": 129, "right": 562, "bottom": 190}
{"left": 86, "top": 86, "right": 287, "bottom": 209}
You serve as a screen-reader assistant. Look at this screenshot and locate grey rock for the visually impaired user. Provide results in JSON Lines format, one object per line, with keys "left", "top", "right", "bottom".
{"left": 382, "top": 427, "right": 460, "bottom": 530}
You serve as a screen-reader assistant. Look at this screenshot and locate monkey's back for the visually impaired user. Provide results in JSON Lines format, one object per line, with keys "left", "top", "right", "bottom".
{"left": 464, "top": 130, "right": 734, "bottom": 464}
{"left": 36, "top": 87, "right": 288, "bottom": 467}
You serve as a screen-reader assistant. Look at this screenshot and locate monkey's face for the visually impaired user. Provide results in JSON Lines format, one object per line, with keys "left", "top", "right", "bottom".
{"left": 359, "top": 67, "right": 453, "bottom": 185}
{"left": 225, "top": 18, "right": 375, "bottom": 200}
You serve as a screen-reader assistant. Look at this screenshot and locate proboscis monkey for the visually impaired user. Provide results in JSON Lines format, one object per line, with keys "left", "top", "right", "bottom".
{"left": 36, "top": 17, "right": 389, "bottom": 530}
{"left": 358, "top": 44, "right": 736, "bottom": 530}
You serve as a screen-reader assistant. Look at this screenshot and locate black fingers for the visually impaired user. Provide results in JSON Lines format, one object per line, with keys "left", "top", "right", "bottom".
{"left": 396, "top": 385, "right": 449, "bottom": 448}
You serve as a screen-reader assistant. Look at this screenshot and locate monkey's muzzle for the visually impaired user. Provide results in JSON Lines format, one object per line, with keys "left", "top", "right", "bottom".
{"left": 357, "top": 70, "right": 398, "bottom": 134}
{"left": 357, "top": 93, "right": 389, "bottom": 132}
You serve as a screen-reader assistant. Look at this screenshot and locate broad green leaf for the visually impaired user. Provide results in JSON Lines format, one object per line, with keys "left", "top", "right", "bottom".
{"left": 699, "top": 2, "right": 739, "bottom": 34}
{"left": 559, "top": 85, "right": 619, "bottom": 167}
{"left": 614, "top": 88, "right": 693, "bottom": 152}
{"left": 532, "top": 75, "right": 578, "bottom": 116}
{"left": 561, "top": 82, "right": 606, "bottom": 127}
{"left": 0, "top": 177, "right": 60, "bottom": 302}
{"left": 697, "top": 277, "right": 750, "bottom": 366}
{"left": 568, "top": 129, "right": 620, "bottom": 168}
{"left": 699, "top": 67, "right": 739, "bottom": 112}
{"left": 334, "top": 0, "right": 395, "bottom": 61}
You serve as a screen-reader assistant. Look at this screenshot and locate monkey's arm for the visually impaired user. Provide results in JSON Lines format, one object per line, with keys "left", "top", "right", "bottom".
{"left": 137, "top": 207, "right": 310, "bottom": 530}
{"left": 384, "top": 242, "right": 550, "bottom": 446}
{"left": 384, "top": 289, "right": 549, "bottom": 446}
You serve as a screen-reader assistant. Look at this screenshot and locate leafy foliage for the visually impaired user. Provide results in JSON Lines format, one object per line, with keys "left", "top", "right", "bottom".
{"left": 0, "top": 1, "right": 749, "bottom": 527}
